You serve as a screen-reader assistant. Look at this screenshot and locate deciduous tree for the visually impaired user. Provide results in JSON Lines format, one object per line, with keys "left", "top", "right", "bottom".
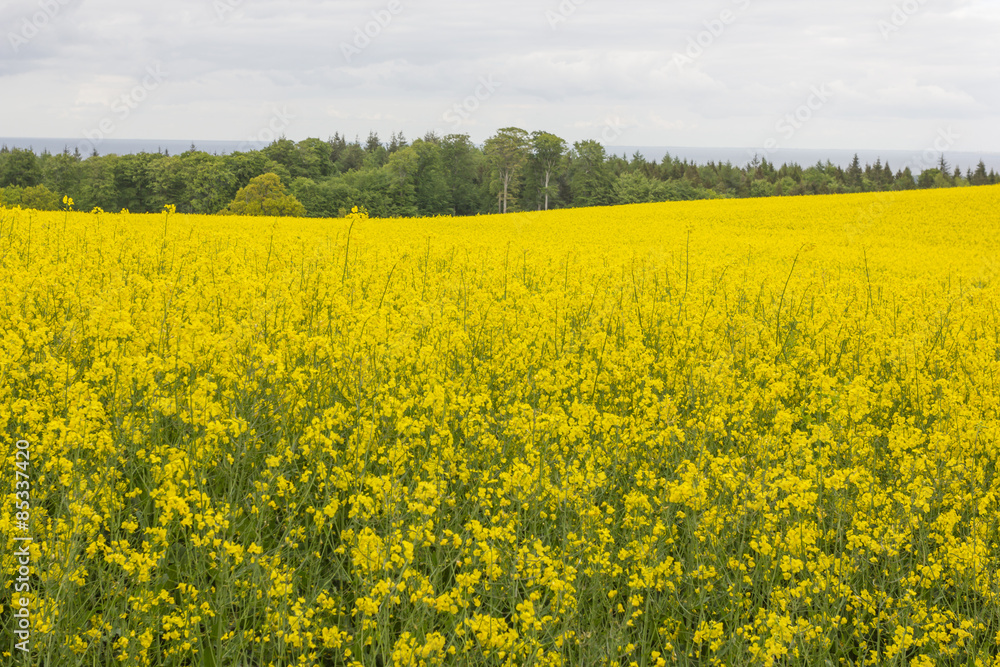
{"left": 221, "top": 173, "right": 306, "bottom": 216}
{"left": 531, "top": 131, "right": 566, "bottom": 210}
{"left": 484, "top": 127, "right": 529, "bottom": 213}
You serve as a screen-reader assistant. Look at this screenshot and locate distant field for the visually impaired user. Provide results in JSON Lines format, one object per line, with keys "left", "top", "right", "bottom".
{"left": 2, "top": 186, "right": 1000, "bottom": 666}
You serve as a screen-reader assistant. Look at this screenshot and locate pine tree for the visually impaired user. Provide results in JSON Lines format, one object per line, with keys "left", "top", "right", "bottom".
{"left": 937, "top": 154, "right": 950, "bottom": 174}
{"left": 847, "top": 154, "right": 862, "bottom": 189}
{"left": 972, "top": 160, "right": 989, "bottom": 186}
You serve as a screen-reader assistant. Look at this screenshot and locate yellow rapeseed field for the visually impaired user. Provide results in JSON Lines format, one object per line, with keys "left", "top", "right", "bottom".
{"left": 2, "top": 186, "right": 1000, "bottom": 666}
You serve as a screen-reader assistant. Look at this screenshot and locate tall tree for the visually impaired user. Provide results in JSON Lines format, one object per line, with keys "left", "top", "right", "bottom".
{"left": 972, "top": 160, "right": 989, "bottom": 186}
{"left": 483, "top": 127, "right": 529, "bottom": 213}
{"left": 937, "top": 153, "right": 950, "bottom": 175}
{"left": 147, "top": 152, "right": 189, "bottom": 210}
{"left": 387, "top": 131, "right": 408, "bottom": 153}
{"left": 112, "top": 152, "right": 163, "bottom": 212}
{"left": 569, "top": 140, "right": 614, "bottom": 207}
{"left": 359, "top": 132, "right": 388, "bottom": 169}
{"left": 336, "top": 142, "right": 366, "bottom": 172}
{"left": 75, "top": 154, "right": 119, "bottom": 211}
{"left": 328, "top": 132, "right": 347, "bottom": 165}
{"left": 530, "top": 131, "right": 566, "bottom": 210}
{"left": 440, "top": 134, "right": 486, "bottom": 216}
{"left": 296, "top": 138, "right": 334, "bottom": 179}
{"left": 182, "top": 153, "right": 237, "bottom": 213}
{"left": 262, "top": 138, "right": 298, "bottom": 174}
{"left": 846, "top": 153, "right": 862, "bottom": 189}
{"left": 410, "top": 139, "right": 451, "bottom": 216}
{"left": 383, "top": 144, "right": 419, "bottom": 213}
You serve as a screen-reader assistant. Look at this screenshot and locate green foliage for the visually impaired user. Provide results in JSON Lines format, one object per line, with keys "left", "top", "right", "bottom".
{"left": 0, "top": 183, "right": 61, "bottom": 210}
{"left": 291, "top": 176, "right": 360, "bottom": 218}
{"left": 0, "top": 147, "right": 42, "bottom": 187}
{"left": 440, "top": 134, "right": 489, "bottom": 216}
{"left": 529, "top": 131, "right": 567, "bottom": 210}
{"left": 917, "top": 168, "right": 956, "bottom": 189}
{"left": 345, "top": 168, "right": 415, "bottom": 218}
{"left": 800, "top": 163, "right": 843, "bottom": 195}
{"left": 613, "top": 172, "right": 657, "bottom": 204}
{"left": 663, "top": 179, "right": 719, "bottom": 201}
{"left": 749, "top": 179, "right": 775, "bottom": 198}
{"left": 569, "top": 140, "right": 614, "bottom": 207}
{"left": 40, "top": 149, "right": 83, "bottom": 196}
{"left": 75, "top": 154, "right": 119, "bottom": 212}
{"left": 484, "top": 127, "right": 530, "bottom": 213}
{"left": 4, "top": 132, "right": 997, "bottom": 219}
{"left": 220, "top": 173, "right": 306, "bottom": 217}
{"left": 182, "top": 155, "right": 239, "bottom": 214}
{"left": 409, "top": 140, "right": 451, "bottom": 216}
{"left": 112, "top": 152, "right": 161, "bottom": 212}
{"left": 972, "top": 160, "right": 990, "bottom": 186}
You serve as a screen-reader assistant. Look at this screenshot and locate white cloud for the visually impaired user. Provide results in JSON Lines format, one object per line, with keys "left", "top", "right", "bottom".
{"left": 0, "top": 0, "right": 996, "bottom": 150}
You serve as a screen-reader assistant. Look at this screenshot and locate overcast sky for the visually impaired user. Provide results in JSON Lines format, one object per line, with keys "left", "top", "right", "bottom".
{"left": 1, "top": 0, "right": 998, "bottom": 152}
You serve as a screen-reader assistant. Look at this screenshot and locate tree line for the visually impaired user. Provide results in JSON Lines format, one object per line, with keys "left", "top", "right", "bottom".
{"left": 1, "top": 127, "right": 997, "bottom": 217}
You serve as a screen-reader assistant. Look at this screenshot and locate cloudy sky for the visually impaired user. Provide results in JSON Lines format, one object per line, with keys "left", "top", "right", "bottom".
{"left": 1, "top": 0, "right": 998, "bottom": 153}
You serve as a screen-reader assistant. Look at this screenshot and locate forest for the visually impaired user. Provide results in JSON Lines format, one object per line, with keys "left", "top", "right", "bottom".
{"left": 1, "top": 127, "right": 998, "bottom": 217}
